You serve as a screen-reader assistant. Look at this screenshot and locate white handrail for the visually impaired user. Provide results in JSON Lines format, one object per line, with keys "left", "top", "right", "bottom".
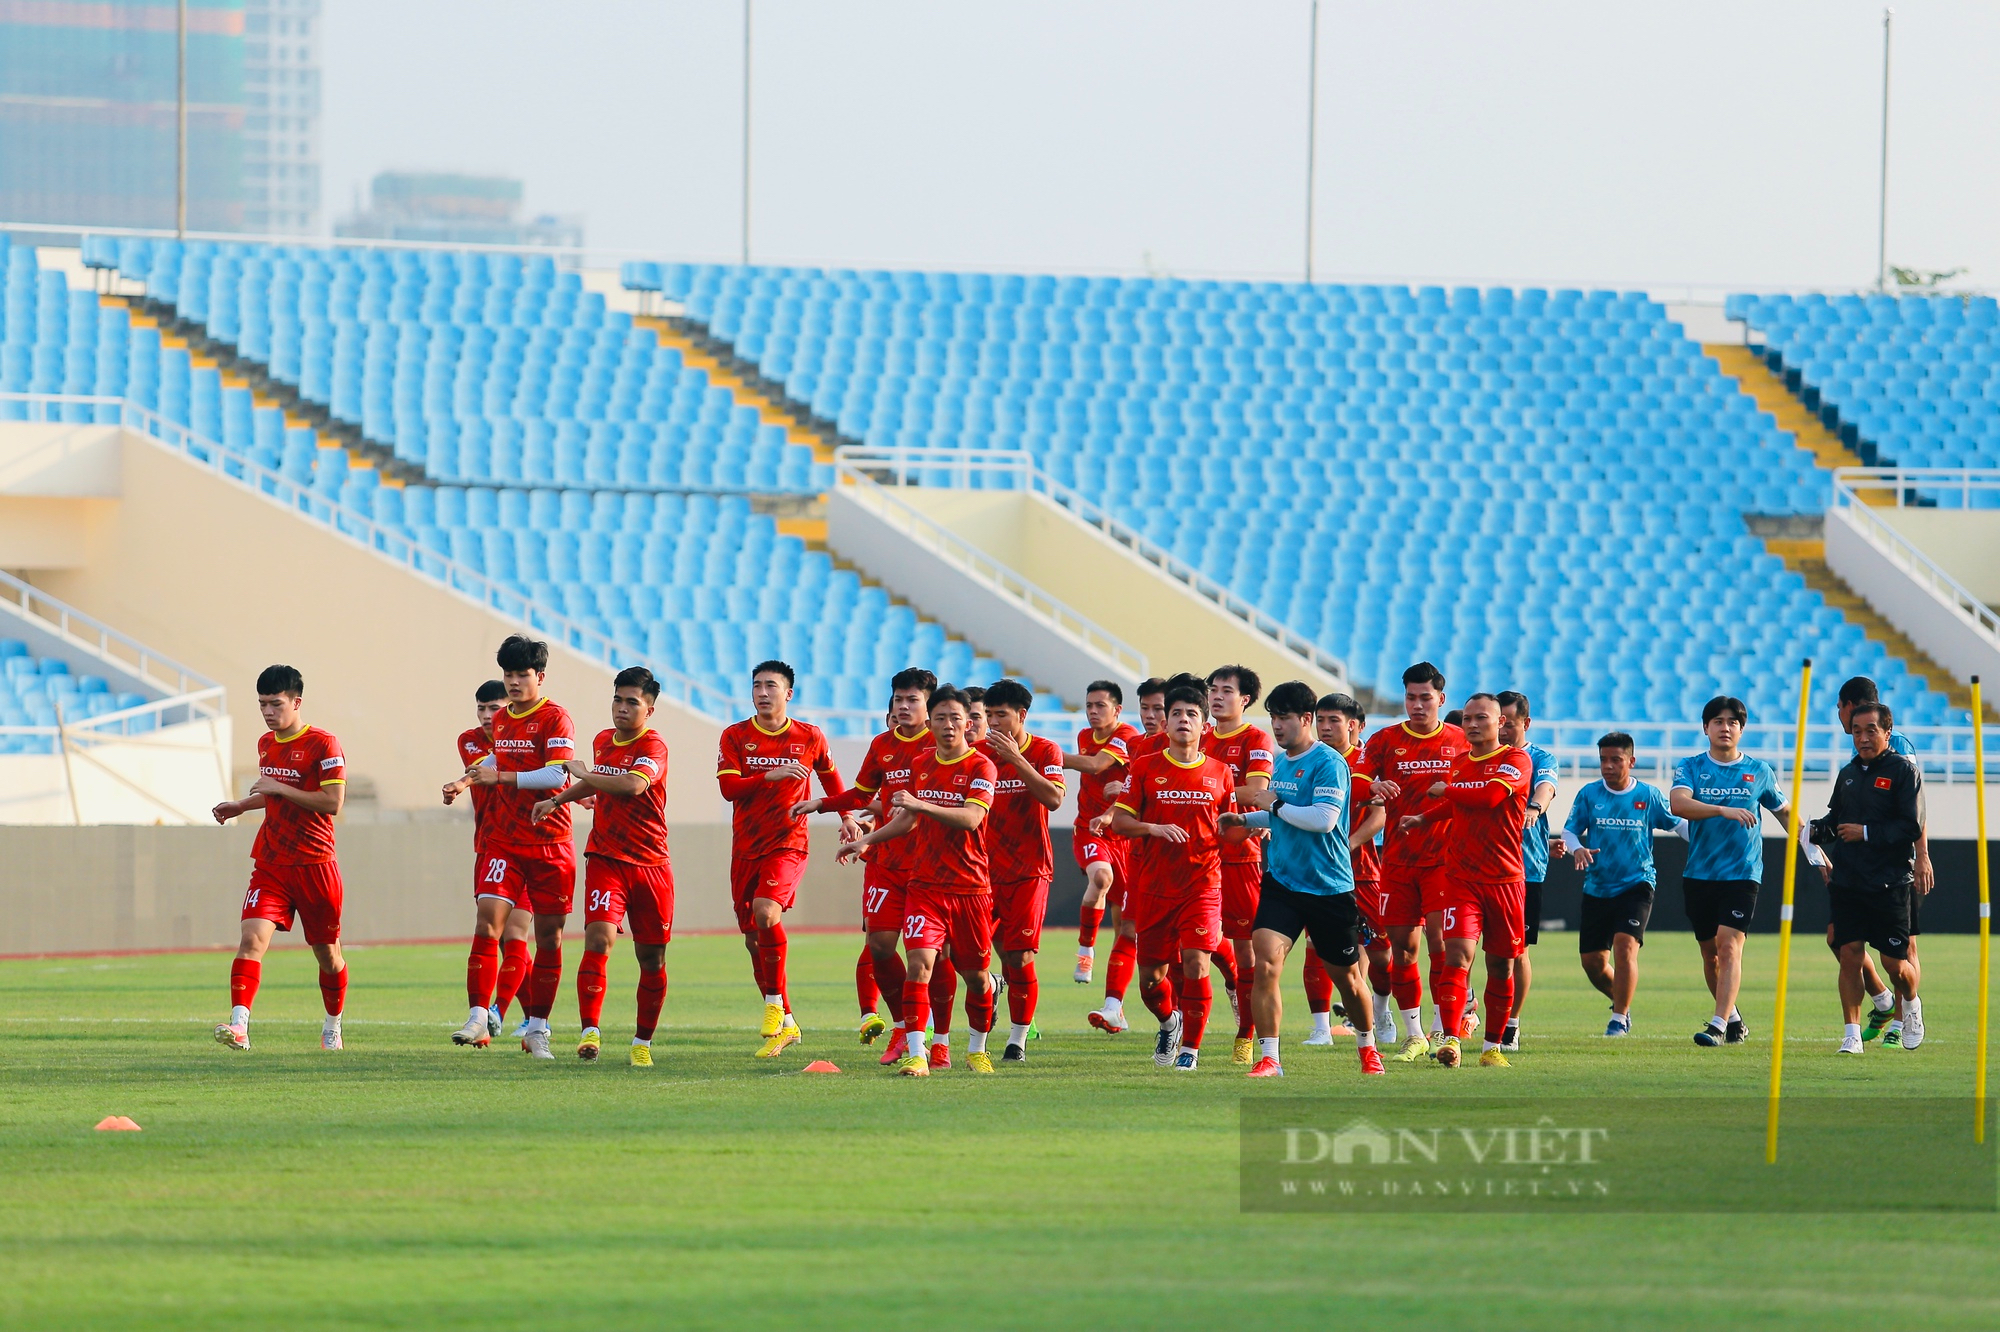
{"left": 0, "top": 566, "right": 219, "bottom": 701}
{"left": 1830, "top": 468, "right": 2000, "bottom": 652}
{"left": 0, "top": 392, "right": 740, "bottom": 722}
{"left": 0, "top": 686, "right": 230, "bottom": 740}
{"left": 832, "top": 460, "right": 1146, "bottom": 677}
{"left": 834, "top": 445, "right": 1352, "bottom": 685}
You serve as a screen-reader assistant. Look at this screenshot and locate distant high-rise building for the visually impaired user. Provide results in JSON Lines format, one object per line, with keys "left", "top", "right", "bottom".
{"left": 240, "top": 0, "right": 321, "bottom": 235}
{"left": 335, "top": 172, "right": 583, "bottom": 248}
{"left": 0, "top": 0, "right": 247, "bottom": 232}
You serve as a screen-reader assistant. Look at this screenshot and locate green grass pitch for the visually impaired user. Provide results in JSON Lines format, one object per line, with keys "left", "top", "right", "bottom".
{"left": 1, "top": 928, "right": 1995, "bottom": 1330}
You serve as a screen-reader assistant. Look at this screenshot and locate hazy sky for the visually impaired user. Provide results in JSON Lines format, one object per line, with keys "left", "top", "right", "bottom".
{"left": 321, "top": 0, "right": 2000, "bottom": 292}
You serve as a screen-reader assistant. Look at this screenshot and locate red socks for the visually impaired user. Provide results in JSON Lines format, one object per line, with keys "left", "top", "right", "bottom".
{"left": 871, "top": 949, "right": 907, "bottom": 1022}
{"left": 1434, "top": 963, "right": 1470, "bottom": 1040}
{"left": 756, "top": 923, "right": 789, "bottom": 998}
{"left": 467, "top": 936, "right": 500, "bottom": 1008}
{"left": 855, "top": 945, "right": 880, "bottom": 1015}
{"left": 1182, "top": 973, "right": 1213, "bottom": 1050}
{"left": 930, "top": 955, "right": 958, "bottom": 1035}
{"left": 495, "top": 938, "right": 532, "bottom": 1015}
{"left": 1210, "top": 948, "right": 1236, "bottom": 994}
{"left": 1105, "top": 935, "right": 1137, "bottom": 1001}
{"left": 577, "top": 951, "right": 609, "bottom": 1028}
{"left": 1302, "top": 946, "right": 1335, "bottom": 1014}
{"left": 1138, "top": 973, "right": 1177, "bottom": 1022}
{"left": 528, "top": 943, "right": 562, "bottom": 1020}
{"left": 1389, "top": 956, "right": 1421, "bottom": 1012}
{"left": 636, "top": 966, "right": 667, "bottom": 1040}
{"left": 1004, "top": 960, "right": 1038, "bottom": 1026}
{"left": 1483, "top": 972, "right": 1514, "bottom": 1046}
{"left": 901, "top": 978, "right": 931, "bottom": 1040}
{"left": 229, "top": 958, "right": 261, "bottom": 1012}
{"left": 318, "top": 966, "right": 347, "bottom": 1017}
{"left": 964, "top": 973, "right": 996, "bottom": 1035}
{"left": 1078, "top": 904, "right": 1103, "bottom": 948}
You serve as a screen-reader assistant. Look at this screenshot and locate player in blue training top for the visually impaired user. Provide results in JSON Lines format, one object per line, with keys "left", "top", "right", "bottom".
{"left": 1669, "top": 695, "right": 1794, "bottom": 1049}
{"left": 1225, "top": 681, "right": 1384, "bottom": 1080}
{"left": 1496, "top": 691, "right": 1557, "bottom": 1053}
{"left": 1833, "top": 676, "right": 1931, "bottom": 1046}
{"left": 1561, "top": 731, "right": 1685, "bottom": 1037}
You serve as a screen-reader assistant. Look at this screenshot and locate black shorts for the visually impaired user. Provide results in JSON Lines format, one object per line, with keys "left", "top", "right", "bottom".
{"left": 1523, "top": 880, "right": 1544, "bottom": 946}
{"left": 1579, "top": 885, "right": 1654, "bottom": 954}
{"left": 1829, "top": 883, "right": 1913, "bottom": 960}
{"left": 1909, "top": 886, "right": 1923, "bottom": 937}
{"left": 1253, "top": 876, "right": 1362, "bottom": 968}
{"left": 1682, "top": 877, "right": 1759, "bottom": 942}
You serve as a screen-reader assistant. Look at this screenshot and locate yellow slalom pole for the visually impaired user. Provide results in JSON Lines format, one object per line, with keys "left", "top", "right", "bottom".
{"left": 1973, "top": 676, "right": 1990, "bottom": 1144}
{"left": 1767, "top": 657, "right": 1813, "bottom": 1164}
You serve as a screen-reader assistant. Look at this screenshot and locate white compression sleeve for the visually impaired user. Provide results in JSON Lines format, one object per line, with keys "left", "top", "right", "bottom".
{"left": 514, "top": 765, "right": 567, "bottom": 791}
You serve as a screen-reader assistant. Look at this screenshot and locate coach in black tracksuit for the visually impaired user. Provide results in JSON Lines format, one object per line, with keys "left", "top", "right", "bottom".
{"left": 1808, "top": 701, "right": 1923, "bottom": 1047}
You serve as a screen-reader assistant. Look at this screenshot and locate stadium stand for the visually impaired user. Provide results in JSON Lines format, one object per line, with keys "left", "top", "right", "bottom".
{"left": 0, "top": 640, "right": 141, "bottom": 754}
{"left": 4, "top": 239, "right": 1064, "bottom": 734}
{"left": 1727, "top": 291, "right": 2000, "bottom": 492}
{"left": 634, "top": 264, "right": 1966, "bottom": 734}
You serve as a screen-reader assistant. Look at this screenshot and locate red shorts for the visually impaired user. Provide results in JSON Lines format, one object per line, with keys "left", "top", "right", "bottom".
{"left": 1439, "top": 877, "right": 1527, "bottom": 959}
{"left": 902, "top": 884, "right": 993, "bottom": 971}
{"left": 242, "top": 860, "right": 344, "bottom": 945}
{"left": 1377, "top": 861, "right": 1449, "bottom": 929}
{"left": 992, "top": 875, "right": 1052, "bottom": 953}
{"left": 730, "top": 848, "right": 807, "bottom": 933}
{"left": 1353, "top": 880, "right": 1386, "bottom": 943}
{"left": 476, "top": 846, "right": 576, "bottom": 915}
{"left": 1073, "top": 829, "right": 1127, "bottom": 876}
{"left": 1137, "top": 888, "right": 1223, "bottom": 966}
{"left": 583, "top": 855, "right": 676, "bottom": 946}
{"left": 1221, "top": 860, "right": 1262, "bottom": 942}
{"left": 861, "top": 861, "right": 906, "bottom": 934}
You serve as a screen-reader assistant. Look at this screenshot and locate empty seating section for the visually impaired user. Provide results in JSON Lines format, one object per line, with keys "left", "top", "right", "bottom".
{"left": 70, "top": 238, "right": 832, "bottom": 497}
{"left": 645, "top": 264, "right": 1959, "bottom": 732}
{"left": 1729, "top": 292, "right": 2000, "bottom": 499}
{"left": 1, "top": 241, "right": 1047, "bottom": 734}
{"left": 0, "top": 640, "right": 149, "bottom": 755}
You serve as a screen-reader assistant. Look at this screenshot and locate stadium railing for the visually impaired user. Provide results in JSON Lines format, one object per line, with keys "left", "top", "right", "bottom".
{"left": 833, "top": 445, "right": 1352, "bottom": 688}
{"left": 1534, "top": 718, "right": 1999, "bottom": 787}
{"left": 1830, "top": 466, "right": 2000, "bottom": 655}
{"left": 829, "top": 454, "right": 1147, "bottom": 679}
{"left": 0, "top": 566, "right": 221, "bottom": 702}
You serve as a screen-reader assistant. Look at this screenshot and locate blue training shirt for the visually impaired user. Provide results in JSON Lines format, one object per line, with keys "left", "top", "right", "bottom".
{"left": 1563, "top": 779, "right": 1682, "bottom": 896}
{"left": 1521, "top": 742, "right": 1559, "bottom": 884}
{"left": 1246, "top": 741, "right": 1352, "bottom": 897}
{"left": 1670, "top": 751, "right": 1783, "bottom": 883}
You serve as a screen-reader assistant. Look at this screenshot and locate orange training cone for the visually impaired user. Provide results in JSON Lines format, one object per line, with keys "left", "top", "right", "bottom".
{"left": 802, "top": 1060, "right": 841, "bottom": 1074}
{"left": 94, "top": 1116, "right": 142, "bottom": 1131}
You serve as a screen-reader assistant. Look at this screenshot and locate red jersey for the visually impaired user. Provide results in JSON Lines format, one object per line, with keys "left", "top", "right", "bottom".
{"left": 715, "top": 716, "right": 842, "bottom": 860}
{"left": 1202, "top": 721, "right": 1275, "bottom": 865}
{"left": 456, "top": 726, "right": 496, "bottom": 846}
{"left": 1358, "top": 720, "right": 1468, "bottom": 871}
{"left": 1338, "top": 744, "right": 1381, "bottom": 882}
{"left": 1115, "top": 750, "right": 1234, "bottom": 902}
{"left": 1074, "top": 722, "right": 1140, "bottom": 826}
{"left": 252, "top": 724, "right": 344, "bottom": 865}
{"left": 848, "top": 726, "right": 932, "bottom": 873}
{"left": 485, "top": 697, "right": 578, "bottom": 858}
{"left": 1427, "top": 745, "right": 1532, "bottom": 884}
{"left": 906, "top": 747, "right": 998, "bottom": 894}
{"left": 584, "top": 728, "right": 670, "bottom": 867}
{"left": 979, "top": 731, "right": 1066, "bottom": 885}
{"left": 1129, "top": 730, "right": 1170, "bottom": 760}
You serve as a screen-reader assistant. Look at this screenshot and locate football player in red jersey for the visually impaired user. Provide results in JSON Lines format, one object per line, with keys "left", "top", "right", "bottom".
{"left": 1203, "top": 665, "right": 1275, "bottom": 1064}
{"left": 530, "top": 667, "right": 675, "bottom": 1065}
{"left": 1111, "top": 683, "right": 1236, "bottom": 1071}
{"left": 1394, "top": 692, "right": 1532, "bottom": 1068}
{"left": 211, "top": 665, "right": 349, "bottom": 1053}
{"left": 838, "top": 685, "right": 1001, "bottom": 1076}
{"left": 460, "top": 635, "right": 579, "bottom": 1059}
{"left": 978, "top": 679, "right": 1066, "bottom": 1063}
{"left": 1061, "top": 680, "right": 1141, "bottom": 985}
{"left": 443, "top": 679, "right": 536, "bottom": 1046}
{"left": 795, "top": 667, "right": 936, "bottom": 1062}
{"left": 1357, "top": 660, "right": 1468, "bottom": 1063}
{"left": 1085, "top": 676, "right": 1168, "bottom": 1032}
{"left": 922, "top": 684, "right": 991, "bottom": 1064}
{"left": 717, "top": 660, "right": 851, "bottom": 1057}
{"left": 1309, "top": 694, "right": 1385, "bottom": 1045}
